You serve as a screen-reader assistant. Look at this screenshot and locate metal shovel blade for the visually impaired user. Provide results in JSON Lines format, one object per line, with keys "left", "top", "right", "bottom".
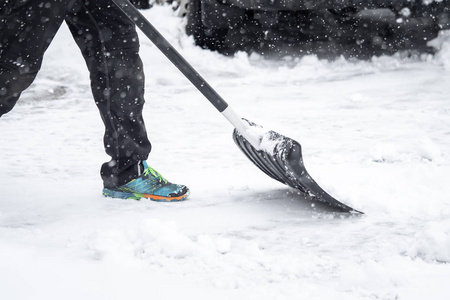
{"left": 232, "top": 123, "right": 363, "bottom": 214}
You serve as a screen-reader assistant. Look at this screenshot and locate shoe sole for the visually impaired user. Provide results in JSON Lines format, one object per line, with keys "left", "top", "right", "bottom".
{"left": 103, "top": 188, "right": 189, "bottom": 202}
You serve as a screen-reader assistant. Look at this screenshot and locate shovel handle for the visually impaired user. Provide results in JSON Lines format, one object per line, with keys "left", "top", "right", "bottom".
{"left": 111, "top": 0, "right": 228, "bottom": 113}
{"left": 112, "top": 0, "right": 261, "bottom": 148}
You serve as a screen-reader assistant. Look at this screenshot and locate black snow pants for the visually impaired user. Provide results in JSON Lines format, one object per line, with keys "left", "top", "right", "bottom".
{"left": 0, "top": 0, "right": 152, "bottom": 188}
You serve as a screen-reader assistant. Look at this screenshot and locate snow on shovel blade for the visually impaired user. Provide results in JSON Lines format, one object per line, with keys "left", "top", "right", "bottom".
{"left": 232, "top": 121, "right": 363, "bottom": 214}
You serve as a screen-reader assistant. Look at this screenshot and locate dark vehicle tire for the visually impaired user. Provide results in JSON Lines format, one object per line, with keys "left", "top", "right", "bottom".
{"left": 186, "top": 0, "right": 228, "bottom": 52}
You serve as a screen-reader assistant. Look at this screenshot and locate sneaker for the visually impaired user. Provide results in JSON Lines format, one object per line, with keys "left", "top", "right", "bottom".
{"left": 103, "top": 161, "right": 189, "bottom": 201}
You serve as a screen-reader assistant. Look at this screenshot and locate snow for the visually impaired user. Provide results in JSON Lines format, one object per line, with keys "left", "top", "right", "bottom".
{"left": 1, "top": 4, "right": 450, "bottom": 299}
{"left": 259, "top": 131, "right": 283, "bottom": 155}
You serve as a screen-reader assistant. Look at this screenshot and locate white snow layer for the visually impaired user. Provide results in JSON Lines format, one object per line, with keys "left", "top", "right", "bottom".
{"left": 1, "top": 5, "right": 450, "bottom": 300}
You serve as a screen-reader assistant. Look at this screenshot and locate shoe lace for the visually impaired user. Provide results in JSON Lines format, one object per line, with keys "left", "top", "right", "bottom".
{"left": 143, "top": 166, "right": 168, "bottom": 184}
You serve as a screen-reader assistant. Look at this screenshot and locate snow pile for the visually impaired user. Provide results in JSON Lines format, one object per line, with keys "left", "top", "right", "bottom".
{"left": 84, "top": 218, "right": 341, "bottom": 293}
{"left": 370, "top": 137, "right": 443, "bottom": 164}
{"left": 87, "top": 219, "right": 231, "bottom": 262}
{"left": 407, "top": 218, "right": 450, "bottom": 263}
{"left": 430, "top": 30, "right": 450, "bottom": 69}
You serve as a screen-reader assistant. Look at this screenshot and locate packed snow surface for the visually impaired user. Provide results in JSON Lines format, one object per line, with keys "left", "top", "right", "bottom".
{"left": 1, "top": 5, "right": 450, "bottom": 300}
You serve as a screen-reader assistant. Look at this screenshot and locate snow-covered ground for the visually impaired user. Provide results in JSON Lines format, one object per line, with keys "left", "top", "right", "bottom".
{"left": 1, "top": 5, "right": 450, "bottom": 299}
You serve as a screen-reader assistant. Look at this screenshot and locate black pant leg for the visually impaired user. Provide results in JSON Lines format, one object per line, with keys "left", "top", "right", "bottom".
{"left": 0, "top": 0, "right": 73, "bottom": 117}
{"left": 65, "top": 1, "right": 151, "bottom": 188}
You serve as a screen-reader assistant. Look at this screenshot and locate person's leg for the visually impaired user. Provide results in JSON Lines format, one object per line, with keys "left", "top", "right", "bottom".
{"left": 65, "top": 0, "right": 151, "bottom": 188}
{"left": 0, "top": 0, "right": 73, "bottom": 117}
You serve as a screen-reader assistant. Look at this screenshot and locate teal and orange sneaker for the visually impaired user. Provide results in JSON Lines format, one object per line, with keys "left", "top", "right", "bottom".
{"left": 103, "top": 161, "right": 189, "bottom": 201}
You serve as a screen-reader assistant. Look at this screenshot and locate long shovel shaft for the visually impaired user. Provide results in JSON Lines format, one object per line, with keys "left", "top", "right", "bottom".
{"left": 112, "top": 0, "right": 229, "bottom": 112}
{"left": 112, "top": 0, "right": 261, "bottom": 148}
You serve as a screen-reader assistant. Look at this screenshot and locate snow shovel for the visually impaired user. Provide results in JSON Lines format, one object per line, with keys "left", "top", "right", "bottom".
{"left": 112, "top": 0, "right": 362, "bottom": 214}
